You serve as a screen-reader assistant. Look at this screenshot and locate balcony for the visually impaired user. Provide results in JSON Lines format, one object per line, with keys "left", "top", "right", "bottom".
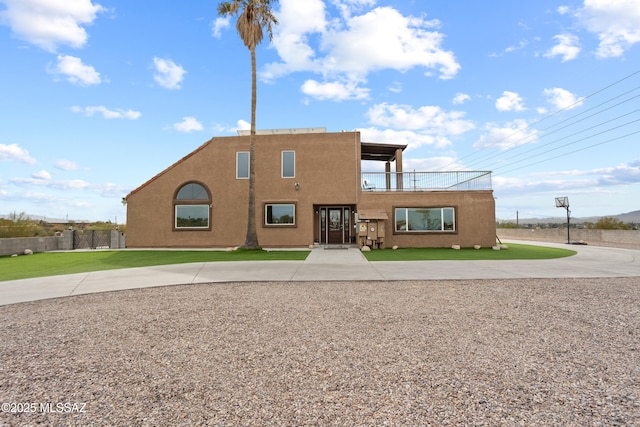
{"left": 361, "top": 171, "right": 492, "bottom": 192}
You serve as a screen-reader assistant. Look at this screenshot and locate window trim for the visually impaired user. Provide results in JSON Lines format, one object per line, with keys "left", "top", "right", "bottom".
{"left": 281, "top": 150, "right": 295, "bottom": 178}
{"left": 173, "top": 181, "right": 212, "bottom": 231}
{"left": 393, "top": 206, "right": 456, "bottom": 234}
{"left": 236, "top": 151, "right": 250, "bottom": 179}
{"left": 175, "top": 204, "right": 211, "bottom": 229}
{"left": 263, "top": 202, "right": 297, "bottom": 227}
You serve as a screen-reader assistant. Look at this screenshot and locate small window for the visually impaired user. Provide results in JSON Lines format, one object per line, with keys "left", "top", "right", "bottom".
{"left": 265, "top": 203, "right": 295, "bottom": 226}
{"left": 236, "top": 151, "right": 249, "bottom": 179}
{"left": 174, "top": 182, "right": 211, "bottom": 230}
{"left": 282, "top": 151, "right": 295, "bottom": 178}
{"left": 395, "top": 207, "right": 455, "bottom": 232}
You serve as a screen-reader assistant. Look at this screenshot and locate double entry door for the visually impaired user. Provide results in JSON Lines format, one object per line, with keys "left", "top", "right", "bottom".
{"left": 319, "top": 206, "right": 352, "bottom": 244}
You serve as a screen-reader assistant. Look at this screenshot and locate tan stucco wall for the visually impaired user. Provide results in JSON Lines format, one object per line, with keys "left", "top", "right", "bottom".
{"left": 126, "top": 132, "right": 361, "bottom": 248}
{"left": 127, "top": 131, "right": 496, "bottom": 248}
{"left": 358, "top": 191, "right": 496, "bottom": 248}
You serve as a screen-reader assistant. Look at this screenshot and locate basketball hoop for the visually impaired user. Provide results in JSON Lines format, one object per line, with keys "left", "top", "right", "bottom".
{"left": 555, "top": 196, "right": 571, "bottom": 243}
{"left": 555, "top": 197, "right": 569, "bottom": 208}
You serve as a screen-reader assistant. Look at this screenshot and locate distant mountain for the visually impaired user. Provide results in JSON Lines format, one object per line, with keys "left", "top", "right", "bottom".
{"left": 502, "top": 210, "right": 640, "bottom": 224}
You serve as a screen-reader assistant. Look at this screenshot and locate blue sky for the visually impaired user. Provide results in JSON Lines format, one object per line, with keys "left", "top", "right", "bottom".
{"left": 1, "top": 0, "right": 639, "bottom": 223}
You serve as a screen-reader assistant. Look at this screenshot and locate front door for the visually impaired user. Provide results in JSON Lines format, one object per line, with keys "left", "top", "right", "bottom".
{"left": 328, "top": 208, "right": 343, "bottom": 244}
{"left": 318, "top": 206, "right": 352, "bottom": 244}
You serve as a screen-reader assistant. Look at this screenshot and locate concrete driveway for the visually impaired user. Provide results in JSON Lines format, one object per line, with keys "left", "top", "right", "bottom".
{"left": 1, "top": 240, "right": 639, "bottom": 306}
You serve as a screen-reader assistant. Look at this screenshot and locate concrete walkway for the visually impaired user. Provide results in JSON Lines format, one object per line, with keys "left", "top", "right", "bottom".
{"left": 1, "top": 240, "right": 640, "bottom": 306}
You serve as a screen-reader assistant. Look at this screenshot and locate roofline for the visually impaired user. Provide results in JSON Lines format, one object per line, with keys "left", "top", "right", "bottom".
{"left": 125, "top": 137, "right": 216, "bottom": 199}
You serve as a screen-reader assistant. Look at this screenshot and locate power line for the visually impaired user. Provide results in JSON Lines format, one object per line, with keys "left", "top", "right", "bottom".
{"left": 494, "top": 128, "right": 640, "bottom": 175}
{"left": 438, "top": 68, "right": 640, "bottom": 173}
{"left": 497, "top": 106, "right": 640, "bottom": 165}
{"left": 463, "top": 89, "right": 640, "bottom": 170}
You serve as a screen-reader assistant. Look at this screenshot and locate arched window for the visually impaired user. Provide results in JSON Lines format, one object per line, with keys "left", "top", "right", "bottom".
{"left": 174, "top": 182, "right": 211, "bottom": 230}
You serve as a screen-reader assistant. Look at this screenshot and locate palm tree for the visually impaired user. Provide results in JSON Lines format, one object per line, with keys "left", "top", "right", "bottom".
{"left": 217, "top": 0, "right": 278, "bottom": 249}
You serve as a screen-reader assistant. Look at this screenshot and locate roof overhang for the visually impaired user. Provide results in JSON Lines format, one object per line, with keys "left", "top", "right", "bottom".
{"left": 357, "top": 209, "right": 389, "bottom": 220}
{"left": 361, "top": 142, "right": 407, "bottom": 162}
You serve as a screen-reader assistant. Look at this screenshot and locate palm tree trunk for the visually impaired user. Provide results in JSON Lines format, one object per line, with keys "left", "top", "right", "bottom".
{"left": 244, "top": 46, "right": 259, "bottom": 249}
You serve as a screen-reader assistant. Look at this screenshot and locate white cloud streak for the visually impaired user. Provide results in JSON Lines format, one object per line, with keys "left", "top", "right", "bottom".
{"left": 474, "top": 120, "right": 538, "bottom": 151}
{"left": 0, "top": 144, "right": 36, "bottom": 164}
{"left": 362, "top": 102, "right": 475, "bottom": 151}
{"left": 260, "top": 0, "right": 460, "bottom": 101}
{"left": 0, "top": 0, "right": 105, "bottom": 52}
{"left": 173, "top": 117, "right": 203, "bottom": 133}
{"left": 32, "top": 170, "right": 51, "bottom": 180}
{"left": 367, "top": 103, "right": 474, "bottom": 135}
{"left": 495, "top": 91, "right": 526, "bottom": 112}
{"left": 452, "top": 93, "right": 471, "bottom": 105}
{"left": 211, "top": 17, "right": 230, "bottom": 38}
{"left": 55, "top": 159, "right": 81, "bottom": 171}
{"left": 544, "top": 33, "right": 581, "bottom": 62}
{"left": 72, "top": 106, "right": 141, "bottom": 120}
{"left": 576, "top": 0, "right": 640, "bottom": 58}
{"left": 301, "top": 79, "right": 370, "bottom": 101}
{"left": 50, "top": 55, "right": 102, "bottom": 86}
{"left": 543, "top": 88, "right": 584, "bottom": 111}
{"left": 152, "top": 57, "right": 186, "bottom": 90}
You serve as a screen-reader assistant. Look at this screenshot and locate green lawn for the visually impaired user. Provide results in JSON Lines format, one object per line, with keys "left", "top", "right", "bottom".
{"left": 0, "top": 243, "right": 577, "bottom": 282}
{"left": 362, "top": 243, "right": 577, "bottom": 261}
{"left": 0, "top": 249, "right": 310, "bottom": 282}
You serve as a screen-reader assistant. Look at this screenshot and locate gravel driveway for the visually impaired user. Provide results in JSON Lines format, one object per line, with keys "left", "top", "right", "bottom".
{"left": 1, "top": 278, "right": 639, "bottom": 426}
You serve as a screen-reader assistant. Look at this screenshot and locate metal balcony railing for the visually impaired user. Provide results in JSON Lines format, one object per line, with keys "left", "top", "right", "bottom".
{"left": 361, "top": 171, "right": 492, "bottom": 192}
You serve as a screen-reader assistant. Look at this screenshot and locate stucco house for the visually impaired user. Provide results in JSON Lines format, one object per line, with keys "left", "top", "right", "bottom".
{"left": 125, "top": 128, "right": 496, "bottom": 248}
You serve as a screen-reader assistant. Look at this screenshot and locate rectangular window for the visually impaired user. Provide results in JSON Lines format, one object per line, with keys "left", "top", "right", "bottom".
{"left": 236, "top": 151, "right": 249, "bottom": 179}
{"left": 175, "top": 205, "right": 210, "bottom": 229}
{"left": 395, "top": 207, "right": 455, "bottom": 232}
{"left": 265, "top": 203, "right": 295, "bottom": 226}
{"left": 282, "top": 151, "right": 295, "bottom": 178}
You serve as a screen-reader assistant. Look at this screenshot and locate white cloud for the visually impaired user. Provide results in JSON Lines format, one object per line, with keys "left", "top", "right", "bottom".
{"left": 331, "top": 0, "right": 377, "bottom": 20}
{"left": 50, "top": 55, "right": 101, "bottom": 86}
{"left": 543, "top": 87, "right": 584, "bottom": 110}
{"left": 321, "top": 7, "right": 459, "bottom": 78}
{"left": 173, "top": 116, "right": 203, "bottom": 133}
{"left": 236, "top": 120, "right": 250, "bottom": 131}
{"left": 0, "top": 0, "right": 105, "bottom": 52}
{"left": 367, "top": 103, "right": 475, "bottom": 136}
{"left": 594, "top": 159, "right": 640, "bottom": 185}
{"left": 495, "top": 91, "right": 526, "bottom": 112}
{"left": 359, "top": 127, "right": 452, "bottom": 151}
{"left": 505, "top": 40, "right": 527, "bottom": 53}
{"left": 360, "top": 103, "right": 475, "bottom": 152}
{"left": 301, "top": 79, "right": 370, "bottom": 101}
{"left": 152, "top": 57, "right": 186, "bottom": 90}
{"left": 263, "top": 2, "right": 460, "bottom": 101}
{"left": 388, "top": 81, "right": 403, "bottom": 93}
{"left": 0, "top": 144, "right": 36, "bottom": 164}
{"left": 72, "top": 105, "right": 141, "bottom": 120}
{"left": 55, "top": 159, "right": 80, "bottom": 171}
{"left": 404, "top": 156, "right": 467, "bottom": 171}
{"left": 576, "top": 0, "right": 640, "bottom": 58}
{"left": 493, "top": 159, "right": 640, "bottom": 196}
{"left": 10, "top": 177, "right": 91, "bottom": 190}
{"left": 544, "top": 33, "right": 581, "bottom": 62}
{"left": 211, "top": 17, "right": 230, "bottom": 38}
{"left": 32, "top": 170, "right": 51, "bottom": 180}
{"left": 474, "top": 120, "right": 538, "bottom": 150}
{"left": 452, "top": 93, "right": 471, "bottom": 105}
